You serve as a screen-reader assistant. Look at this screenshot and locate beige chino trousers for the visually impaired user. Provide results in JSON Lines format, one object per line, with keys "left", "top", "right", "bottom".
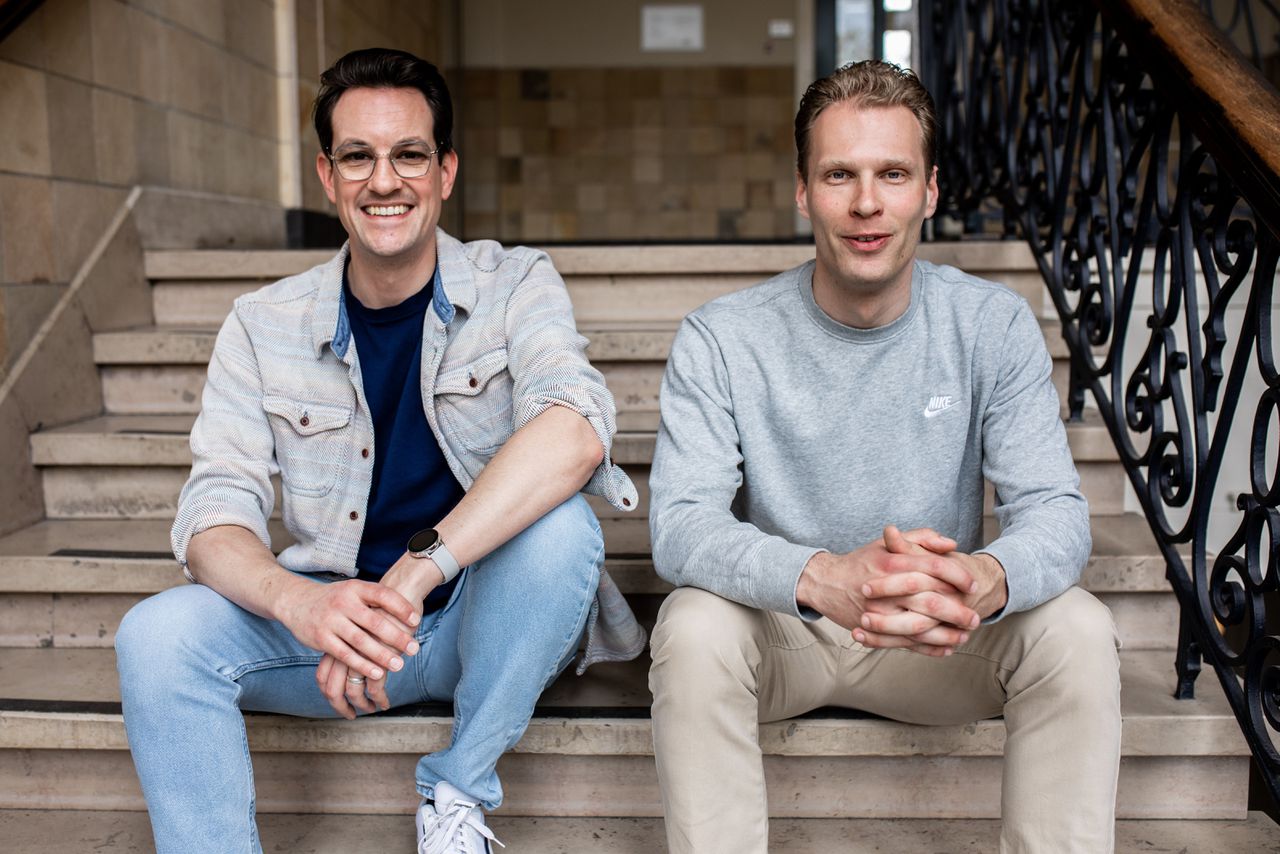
{"left": 649, "top": 585, "right": 1122, "bottom": 853}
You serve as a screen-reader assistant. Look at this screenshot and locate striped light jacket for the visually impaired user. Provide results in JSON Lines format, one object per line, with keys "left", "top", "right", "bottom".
{"left": 171, "top": 229, "right": 646, "bottom": 672}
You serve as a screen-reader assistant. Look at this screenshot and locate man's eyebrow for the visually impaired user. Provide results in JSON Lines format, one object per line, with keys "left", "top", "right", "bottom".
{"left": 333, "top": 137, "right": 432, "bottom": 150}
{"left": 814, "top": 157, "right": 918, "bottom": 172}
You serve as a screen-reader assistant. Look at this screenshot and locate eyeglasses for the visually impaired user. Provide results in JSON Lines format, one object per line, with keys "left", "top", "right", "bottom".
{"left": 327, "top": 143, "right": 439, "bottom": 181}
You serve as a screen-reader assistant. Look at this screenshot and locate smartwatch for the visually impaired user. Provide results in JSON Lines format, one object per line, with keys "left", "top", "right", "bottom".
{"left": 406, "top": 528, "right": 462, "bottom": 583}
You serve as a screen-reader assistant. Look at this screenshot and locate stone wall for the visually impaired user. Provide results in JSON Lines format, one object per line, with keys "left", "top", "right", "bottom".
{"left": 0, "top": 0, "right": 283, "bottom": 380}
{"left": 458, "top": 66, "right": 796, "bottom": 242}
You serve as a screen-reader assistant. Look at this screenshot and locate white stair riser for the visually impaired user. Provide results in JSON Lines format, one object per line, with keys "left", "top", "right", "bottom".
{"left": 0, "top": 749, "right": 1246, "bottom": 819}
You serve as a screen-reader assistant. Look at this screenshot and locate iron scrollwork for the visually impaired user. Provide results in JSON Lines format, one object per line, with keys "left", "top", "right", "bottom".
{"left": 924, "top": 0, "right": 1280, "bottom": 804}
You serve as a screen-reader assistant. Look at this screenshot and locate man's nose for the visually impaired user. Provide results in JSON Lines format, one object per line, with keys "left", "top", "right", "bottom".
{"left": 366, "top": 155, "right": 403, "bottom": 194}
{"left": 849, "top": 178, "right": 882, "bottom": 217}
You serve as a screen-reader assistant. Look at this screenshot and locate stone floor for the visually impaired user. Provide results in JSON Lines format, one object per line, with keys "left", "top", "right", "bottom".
{"left": 4, "top": 810, "right": 1280, "bottom": 852}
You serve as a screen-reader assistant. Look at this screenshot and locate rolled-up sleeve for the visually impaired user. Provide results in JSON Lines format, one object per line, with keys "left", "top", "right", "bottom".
{"left": 503, "top": 252, "right": 637, "bottom": 510}
{"left": 171, "top": 307, "right": 277, "bottom": 573}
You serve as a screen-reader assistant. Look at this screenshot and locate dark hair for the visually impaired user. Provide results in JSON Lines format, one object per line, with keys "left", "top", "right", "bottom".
{"left": 795, "top": 60, "right": 937, "bottom": 179}
{"left": 312, "top": 48, "right": 453, "bottom": 159}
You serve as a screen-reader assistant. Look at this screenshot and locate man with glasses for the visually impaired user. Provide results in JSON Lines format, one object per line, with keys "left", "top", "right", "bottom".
{"left": 115, "top": 48, "right": 644, "bottom": 854}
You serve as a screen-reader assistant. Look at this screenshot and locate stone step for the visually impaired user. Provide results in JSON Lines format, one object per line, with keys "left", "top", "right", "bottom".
{"left": 93, "top": 315, "right": 1083, "bottom": 367}
{"left": 144, "top": 242, "right": 1048, "bottom": 326}
{"left": 0, "top": 648, "right": 1251, "bottom": 819}
{"left": 31, "top": 408, "right": 1127, "bottom": 519}
{"left": 4, "top": 810, "right": 1278, "bottom": 853}
{"left": 35, "top": 452, "right": 1129, "bottom": 521}
{"left": 0, "top": 515, "right": 1181, "bottom": 652}
{"left": 91, "top": 336, "right": 1097, "bottom": 427}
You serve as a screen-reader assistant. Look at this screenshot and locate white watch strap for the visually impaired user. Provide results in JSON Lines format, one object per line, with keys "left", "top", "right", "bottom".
{"left": 430, "top": 539, "right": 462, "bottom": 583}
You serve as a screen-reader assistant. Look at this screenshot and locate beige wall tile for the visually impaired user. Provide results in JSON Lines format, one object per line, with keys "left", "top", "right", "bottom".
{"left": 166, "top": 26, "right": 224, "bottom": 120}
{"left": 45, "top": 76, "right": 97, "bottom": 182}
{"left": 147, "top": 0, "right": 226, "bottom": 44}
{"left": 134, "top": 99, "right": 171, "bottom": 185}
{"left": 90, "top": 0, "right": 140, "bottom": 96}
{"left": 43, "top": 0, "right": 96, "bottom": 82}
{"left": 247, "top": 65, "right": 278, "bottom": 135}
{"left": 225, "top": 0, "right": 277, "bottom": 67}
{"left": 0, "top": 62, "right": 52, "bottom": 176}
{"left": 0, "top": 175, "right": 56, "bottom": 284}
{"left": 91, "top": 89, "right": 138, "bottom": 185}
{"left": 134, "top": 6, "right": 170, "bottom": 105}
{"left": 50, "top": 182, "right": 129, "bottom": 282}
{"left": 1, "top": 284, "right": 63, "bottom": 370}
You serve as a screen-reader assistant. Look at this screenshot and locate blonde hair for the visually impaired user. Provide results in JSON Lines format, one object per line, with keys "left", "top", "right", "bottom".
{"left": 795, "top": 60, "right": 937, "bottom": 178}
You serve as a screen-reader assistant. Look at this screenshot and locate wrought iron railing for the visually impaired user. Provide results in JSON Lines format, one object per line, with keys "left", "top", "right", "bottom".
{"left": 922, "top": 0, "right": 1280, "bottom": 805}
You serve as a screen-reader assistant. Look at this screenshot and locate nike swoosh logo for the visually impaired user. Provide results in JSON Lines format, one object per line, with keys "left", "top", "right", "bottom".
{"left": 923, "top": 396, "right": 958, "bottom": 418}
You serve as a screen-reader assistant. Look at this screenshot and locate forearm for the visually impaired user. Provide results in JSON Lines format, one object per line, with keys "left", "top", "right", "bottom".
{"left": 186, "top": 524, "right": 311, "bottom": 623}
{"left": 384, "top": 404, "right": 603, "bottom": 600}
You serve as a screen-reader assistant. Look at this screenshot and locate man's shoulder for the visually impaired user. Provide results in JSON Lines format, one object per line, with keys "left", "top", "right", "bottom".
{"left": 449, "top": 234, "right": 552, "bottom": 284}
{"left": 916, "top": 258, "right": 1031, "bottom": 326}
{"left": 231, "top": 248, "right": 343, "bottom": 315}
{"left": 689, "top": 260, "right": 813, "bottom": 328}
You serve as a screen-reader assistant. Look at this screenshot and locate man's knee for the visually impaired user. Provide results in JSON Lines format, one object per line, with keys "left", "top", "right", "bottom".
{"left": 1011, "top": 587, "right": 1121, "bottom": 694}
{"left": 116, "top": 585, "right": 228, "bottom": 679}
{"left": 650, "top": 588, "right": 764, "bottom": 697}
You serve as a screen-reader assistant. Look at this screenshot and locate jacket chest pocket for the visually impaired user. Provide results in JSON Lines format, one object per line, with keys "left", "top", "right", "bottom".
{"left": 434, "top": 349, "right": 514, "bottom": 456}
{"left": 262, "top": 395, "right": 353, "bottom": 497}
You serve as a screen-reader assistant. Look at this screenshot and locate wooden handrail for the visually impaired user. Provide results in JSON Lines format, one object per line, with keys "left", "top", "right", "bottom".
{"left": 1102, "top": 0, "right": 1280, "bottom": 233}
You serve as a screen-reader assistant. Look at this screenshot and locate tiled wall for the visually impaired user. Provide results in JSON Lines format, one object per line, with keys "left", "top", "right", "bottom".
{"left": 0, "top": 0, "right": 281, "bottom": 377}
{"left": 457, "top": 65, "right": 798, "bottom": 242}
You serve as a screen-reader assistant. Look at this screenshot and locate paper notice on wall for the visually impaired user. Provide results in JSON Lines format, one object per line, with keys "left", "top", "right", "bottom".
{"left": 641, "top": 5, "right": 704, "bottom": 52}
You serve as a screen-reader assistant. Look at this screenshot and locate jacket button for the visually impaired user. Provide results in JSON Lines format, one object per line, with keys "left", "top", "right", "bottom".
{"left": 349, "top": 511, "right": 359, "bottom": 520}
{"left": 361, "top": 448, "right": 370, "bottom": 458}
{"left": 622, "top": 498, "right": 632, "bottom": 507}
{"left": 468, "top": 377, "right": 478, "bottom": 388}
{"left": 300, "top": 415, "right": 310, "bottom": 427}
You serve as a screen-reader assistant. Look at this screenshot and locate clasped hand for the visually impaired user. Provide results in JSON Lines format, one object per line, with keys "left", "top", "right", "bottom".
{"left": 797, "top": 526, "right": 1007, "bottom": 657}
{"left": 279, "top": 554, "right": 444, "bottom": 719}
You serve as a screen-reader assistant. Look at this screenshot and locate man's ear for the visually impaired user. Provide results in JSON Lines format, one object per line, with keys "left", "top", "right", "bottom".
{"left": 317, "top": 151, "right": 337, "bottom": 205}
{"left": 438, "top": 149, "right": 459, "bottom": 202}
{"left": 795, "top": 171, "right": 811, "bottom": 221}
{"left": 924, "top": 165, "right": 939, "bottom": 219}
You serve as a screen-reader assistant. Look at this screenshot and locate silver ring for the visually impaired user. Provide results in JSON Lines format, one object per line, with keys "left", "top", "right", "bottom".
{"left": 346, "top": 674, "right": 366, "bottom": 685}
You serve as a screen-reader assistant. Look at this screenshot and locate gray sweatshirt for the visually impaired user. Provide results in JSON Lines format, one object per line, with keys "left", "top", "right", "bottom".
{"left": 649, "top": 258, "right": 1091, "bottom": 620}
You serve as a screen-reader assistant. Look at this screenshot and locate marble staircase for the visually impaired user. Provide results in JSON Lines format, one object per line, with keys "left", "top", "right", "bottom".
{"left": 2, "top": 241, "right": 1276, "bottom": 849}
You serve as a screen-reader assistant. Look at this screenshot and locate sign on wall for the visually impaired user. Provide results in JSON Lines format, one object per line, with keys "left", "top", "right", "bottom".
{"left": 641, "top": 5, "right": 704, "bottom": 51}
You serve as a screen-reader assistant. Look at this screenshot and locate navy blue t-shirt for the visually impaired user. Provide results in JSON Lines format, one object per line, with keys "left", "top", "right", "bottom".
{"left": 344, "top": 270, "right": 465, "bottom": 613}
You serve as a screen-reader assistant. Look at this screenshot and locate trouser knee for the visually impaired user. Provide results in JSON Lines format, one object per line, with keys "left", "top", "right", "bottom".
{"left": 1008, "top": 587, "right": 1121, "bottom": 701}
{"left": 116, "top": 586, "right": 225, "bottom": 694}
{"left": 649, "top": 587, "right": 764, "bottom": 705}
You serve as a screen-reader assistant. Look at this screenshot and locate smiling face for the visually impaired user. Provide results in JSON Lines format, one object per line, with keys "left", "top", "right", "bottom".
{"left": 796, "top": 102, "right": 938, "bottom": 327}
{"left": 317, "top": 86, "right": 457, "bottom": 279}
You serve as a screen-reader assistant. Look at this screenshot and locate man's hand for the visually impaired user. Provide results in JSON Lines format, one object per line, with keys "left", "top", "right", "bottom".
{"left": 312, "top": 552, "right": 444, "bottom": 718}
{"left": 862, "top": 525, "right": 1008, "bottom": 620}
{"left": 275, "top": 576, "right": 420, "bottom": 681}
{"left": 796, "top": 529, "right": 980, "bottom": 656}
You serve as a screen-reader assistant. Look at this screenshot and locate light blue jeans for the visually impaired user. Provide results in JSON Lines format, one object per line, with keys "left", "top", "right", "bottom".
{"left": 116, "top": 496, "right": 603, "bottom": 854}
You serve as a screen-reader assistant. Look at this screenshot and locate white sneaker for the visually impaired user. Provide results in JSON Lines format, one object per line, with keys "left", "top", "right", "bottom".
{"left": 416, "top": 781, "right": 505, "bottom": 854}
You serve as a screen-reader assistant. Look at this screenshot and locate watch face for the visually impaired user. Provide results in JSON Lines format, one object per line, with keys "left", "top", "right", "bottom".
{"left": 407, "top": 528, "right": 439, "bottom": 553}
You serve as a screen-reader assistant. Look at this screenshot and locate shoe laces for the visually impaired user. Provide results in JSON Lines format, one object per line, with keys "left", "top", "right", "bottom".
{"left": 418, "top": 795, "right": 504, "bottom": 854}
